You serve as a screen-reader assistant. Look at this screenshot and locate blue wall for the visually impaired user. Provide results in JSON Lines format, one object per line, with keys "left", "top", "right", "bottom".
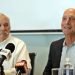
{"left": 12, "top": 33, "right": 64, "bottom": 75}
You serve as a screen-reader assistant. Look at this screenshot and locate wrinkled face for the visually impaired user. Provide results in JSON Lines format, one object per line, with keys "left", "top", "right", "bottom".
{"left": 61, "top": 8, "right": 75, "bottom": 35}
{"left": 0, "top": 14, "right": 10, "bottom": 42}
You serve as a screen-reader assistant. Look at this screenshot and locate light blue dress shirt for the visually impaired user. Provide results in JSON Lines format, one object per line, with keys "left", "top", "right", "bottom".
{"left": 59, "top": 41, "right": 75, "bottom": 75}
{"left": 60, "top": 41, "right": 75, "bottom": 69}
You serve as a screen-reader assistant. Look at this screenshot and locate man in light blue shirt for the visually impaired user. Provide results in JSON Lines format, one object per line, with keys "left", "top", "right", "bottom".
{"left": 43, "top": 8, "right": 75, "bottom": 75}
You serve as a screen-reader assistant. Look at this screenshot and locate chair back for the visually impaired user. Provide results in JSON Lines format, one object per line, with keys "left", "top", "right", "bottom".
{"left": 29, "top": 53, "right": 36, "bottom": 75}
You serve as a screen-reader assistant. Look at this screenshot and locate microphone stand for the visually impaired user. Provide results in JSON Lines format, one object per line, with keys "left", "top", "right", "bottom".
{"left": 0, "top": 65, "right": 5, "bottom": 75}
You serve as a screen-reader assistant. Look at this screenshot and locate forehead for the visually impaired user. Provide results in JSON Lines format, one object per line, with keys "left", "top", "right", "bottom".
{"left": 63, "top": 8, "right": 75, "bottom": 17}
{"left": 0, "top": 14, "right": 9, "bottom": 23}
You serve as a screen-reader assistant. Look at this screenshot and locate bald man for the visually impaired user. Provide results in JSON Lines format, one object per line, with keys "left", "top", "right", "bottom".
{"left": 43, "top": 8, "right": 75, "bottom": 75}
{"left": 0, "top": 13, "right": 31, "bottom": 75}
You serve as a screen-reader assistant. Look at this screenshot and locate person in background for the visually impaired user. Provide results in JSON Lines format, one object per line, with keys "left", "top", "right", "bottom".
{"left": 43, "top": 8, "right": 75, "bottom": 75}
{"left": 0, "top": 13, "right": 31, "bottom": 75}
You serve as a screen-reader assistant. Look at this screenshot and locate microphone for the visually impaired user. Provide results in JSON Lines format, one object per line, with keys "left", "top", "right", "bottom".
{"left": 0, "top": 43, "right": 15, "bottom": 65}
{"left": 15, "top": 60, "right": 27, "bottom": 74}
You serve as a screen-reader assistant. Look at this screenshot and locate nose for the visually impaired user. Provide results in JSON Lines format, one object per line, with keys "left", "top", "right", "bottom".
{"left": 66, "top": 18, "right": 71, "bottom": 25}
{"left": 0, "top": 25, "right": 5, "bottom": 30}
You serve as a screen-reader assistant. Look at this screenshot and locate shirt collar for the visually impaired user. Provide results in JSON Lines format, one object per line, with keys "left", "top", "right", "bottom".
{"left": 63, "top": 40, "right": 75, "bottom": 47}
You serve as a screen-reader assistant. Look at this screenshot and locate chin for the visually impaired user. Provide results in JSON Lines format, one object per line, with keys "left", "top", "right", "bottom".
{"left": 64, "top": 32, "right": 73, "bottom": 36}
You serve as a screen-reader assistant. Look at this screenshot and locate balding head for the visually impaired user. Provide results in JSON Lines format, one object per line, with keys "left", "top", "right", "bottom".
{"left": 63, "top": 8, "right": 75, "bottom": 17}
{"left": 61, "top": 8, "right": 75, "bottom": 36}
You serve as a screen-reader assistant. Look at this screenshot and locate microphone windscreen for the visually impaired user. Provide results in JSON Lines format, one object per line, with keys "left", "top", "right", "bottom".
{"left": 5, "top": 43, "right": 15, "bottom": 53}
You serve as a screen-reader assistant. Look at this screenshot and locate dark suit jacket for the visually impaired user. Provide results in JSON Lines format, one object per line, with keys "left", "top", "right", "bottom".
{"left": 43, "top": 38, "right": 65, "bottom": 75}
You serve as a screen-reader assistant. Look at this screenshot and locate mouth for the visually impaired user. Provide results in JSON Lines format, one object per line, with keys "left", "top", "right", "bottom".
{"left": 64, "top": 26, "right": 71, "bottom": 29}
{"left": 0, "top": 31, "right": 8, "bottom": 35}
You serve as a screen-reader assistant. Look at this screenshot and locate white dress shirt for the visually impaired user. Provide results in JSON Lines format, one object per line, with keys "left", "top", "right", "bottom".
{"left": 0, "top": 34, "right": 31, "bottom": 75}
